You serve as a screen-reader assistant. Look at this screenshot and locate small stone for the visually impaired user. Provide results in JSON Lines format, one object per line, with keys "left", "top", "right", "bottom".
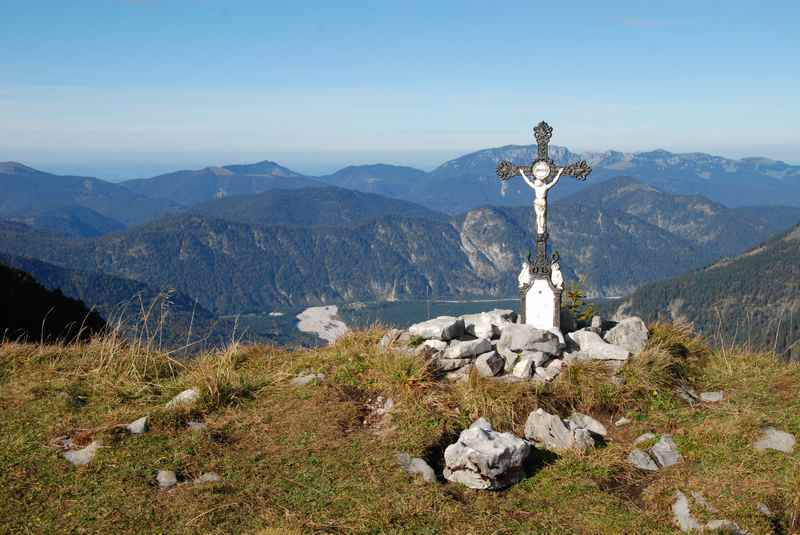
{"left": 187, "top": 421, "right": 207, "bottom": 432}
{"left": 614, "top": 417, "right": 631, "bottom": 427}
{"left": 396, "top": 453, "right": 436, "bottom": 483}
{"left": 650, "top": 435, "right": 682, "bottom": 468}
{"left": 700, "top": 390, "right": 724, "bottom": 403}
{"left": 633, "top": 432, "right": 657, "bottom": 445}
{"left": 627, "top": 448, "right": 659, "bottom": 471}
{"left": 756, "top": 502, "right": 773, "bottom": 516}
{"left": 157, "top": 470, "right": 177, "bottom": 489}
{"left": 166, "top": 388, "right": 199, "bottom": 408}
{"left": 603, "top": 317, "right": 649, "bottom": 355}
{"left": 672, "top": 491, "right": 702, "bottom": 532}
{"left": 499, "top": 324, "right": 560, "bottom": 355}
{"left": 521, "top": 350, "right": 550, "bottom": 367}
{"left": 126, "top": 416, "right": 148, "bottom": 435}
{"left": 63, "top": 441, "right": 100, "bottom": 466}
{"left": 433, "top": 357, "right": 473, "bottom": 372}
{"left": 568, "top": 412, "right": 608, "bottom": 437}
{"left": 290, "top": 372, "right": 325, "bottom": 386}
{"left": 475, "top": 351, "right": 505, "bottom": 377}
{"left": 571, "top": 428, "right": 596, "bottom": 450}
{"left": 524, "top": 408, "right": 573, "bottom": 451}
{"left": 534, "top": 365, "right": 560, "bottom": 382}
{"left": 754, "top": 427, "right": 796, "bottom": 453}
{"left": 195, "top": 472, "right": 222, "bottom": 483}
{"left": 512, "top": 356, "right": 536, "bottom": 378}
{"left": 442, "top": 338, "right": 492, "bottom": 359}
{"left": 567, "top": 330, "right": 630, "bottom": 361}
{"left": 443, "top": 418, "right": 530, "bottom": 490}
{"left": 498, "top": 346, "right": 519, "bottom": 373}
{"left": 408, "top": 316, "right": 465, "bottom": 341}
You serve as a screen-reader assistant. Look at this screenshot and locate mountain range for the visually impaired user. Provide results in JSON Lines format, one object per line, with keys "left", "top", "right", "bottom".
{"left": 619, "top": 223, "right": 800, "bottom": 359}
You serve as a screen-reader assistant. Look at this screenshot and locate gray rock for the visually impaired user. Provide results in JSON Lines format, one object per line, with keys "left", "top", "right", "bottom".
{"left": 462, "top": 309, "right": 516, "bottom": 339}
{"left": 446, "top": 364, "right": 473, "bottom": 382}
{"left": 157, "top": 470, "right": 177, "bottom": 489}
{"left": 443, "top": 418, "right": 530, "bottom": 490}
{"left": 475, "top": 351, "right": 505, "bottom": 377}
{"left": 567, "top": 330, "right": 631, "bottom": 361}
{"left": 627, "top": 448, "right": 659, "bottom": 471}
{"left": 379, "top": 328, "right": 403, "bottom": 350}
{"left": 498, "top": 346, "right": 519, "bottom": 373}
{"left": 512, "top": 355, "right": 536, "bottom": 379}
{"left": 396, "top": 452, "right": 437, "bottom": 483}
{"left": 499, "top": 324, "right": 560, "bottom": 355}
{"left": 521, "top": 350, "right": 550, "bottom": 367}
{"left": 691, "top": 491, "right": 719, "bottom": 513}
{"left": 672, "top": 491, "right": 702, "bottom": 532}
{"left": 443, "top": 338, "right": 492, "bottom": 359}
{"left": 416, "top": 339, "right": 447, "bottom": 358}
{"left": 568, "top": 412, "right": 608, "bottom": 437}
{"left": 603, "top": 317, "right": 648, "bottom": 355}
{"left": 754, "top": 427, "right": 796, "bottom": 453}
{"left": 433, "top": 357, "right": 473, "bottom": 372}
{"left": 166, "top": 388, "right": 199, "bottom": 408}
{"left": 572, "top": 428, "right": 596, "bottom": 450}
{"left": 547, "top": 327, "right": 566, "bottom": 346}
{"left": 524, "top": 408, "right": 574, "bottom": 451}
{"left": 650, "top": 435, "right": 682, "bottom": 468}
{"left": 63, "top": 441, "right": 100, "bottom": 466}
{"left": 408, "top": 316, "right": 465, "bottom": 341}
{"left": 187, "top": 421, "right": 207, "bottom": 432}
{"left": 534, "top": 365, "right": 560, "bottom": 383}
{"left": 633, "top": 432, "right": 657, "bottom": 446}
{"left": 614, "top": 417, "right": 631, "bottom": 427}
{"left": 126, "top": 416, "right": 148, "bottom": 435}
{"left": 290, "top": 372, "right": 325, "bottom": 386}
{"left": 195, "top": 472, "right": 222, "bottom": 483}
{"left": 700, "top": 390, "right": 724, "bottom": 403}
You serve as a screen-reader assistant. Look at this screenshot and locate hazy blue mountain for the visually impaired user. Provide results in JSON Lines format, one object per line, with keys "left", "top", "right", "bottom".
{"left": 318, "top": 164, "right": 428, "bottom": 197}
{"left": 121, "top": 160, "right": 325, "bottom": 206}
{"left": 1, "top": 260, "right": 106, "bottom": 343}
{"left": 0, "top": 162, "right": 181, "bottom": 227}
{"left": 6, "top": 205, "right": 126, "bottom": 238}
{"left": 189, "top": 186, "right": 447, "bottom": 227}
{"left": 619, "top": 224, "right": 800, "bottom": 359}
{"left": 559, "top": 176, "right": 800, "bottom": 258}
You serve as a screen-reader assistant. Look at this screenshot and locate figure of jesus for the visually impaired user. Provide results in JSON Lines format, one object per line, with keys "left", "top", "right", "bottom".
{"left": 518, "top": 162, "right": 564, "bottom": 235}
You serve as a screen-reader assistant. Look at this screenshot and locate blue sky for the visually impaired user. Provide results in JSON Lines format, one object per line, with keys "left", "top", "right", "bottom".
{"left": 1, "top": 0, "right": 799, "bottom": 178}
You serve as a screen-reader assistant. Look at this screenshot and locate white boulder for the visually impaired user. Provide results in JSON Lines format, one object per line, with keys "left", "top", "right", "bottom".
{"left": 603, "top": 317, "right": 648, "bottom": 354}
{"left": 408, "top": 317, "right": 465, "bottom": 341}
{"left": 567, "top": 330, "right": 631, "bottom": 361}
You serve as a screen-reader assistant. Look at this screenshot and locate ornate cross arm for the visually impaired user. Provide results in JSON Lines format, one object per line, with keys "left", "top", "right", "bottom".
{"left": 561, "top": 160, "right": 592, "bottom": 181}
{"left": 496, "top": 160, "right": 532, "bottom": 181}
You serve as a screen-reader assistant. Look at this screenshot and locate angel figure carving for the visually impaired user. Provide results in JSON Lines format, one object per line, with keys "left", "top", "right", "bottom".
{"left": 517, "top": 260, "right": 532, "bottom": 289}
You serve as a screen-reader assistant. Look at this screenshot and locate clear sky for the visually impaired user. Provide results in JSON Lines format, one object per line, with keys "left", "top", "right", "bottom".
{"left": 1, "top": 0, "right": 799, "bottom": 179}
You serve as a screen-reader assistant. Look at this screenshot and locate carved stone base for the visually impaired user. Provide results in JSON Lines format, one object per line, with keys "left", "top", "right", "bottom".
{"left": 521, "top": 280, "right": 562, "bottom": 330}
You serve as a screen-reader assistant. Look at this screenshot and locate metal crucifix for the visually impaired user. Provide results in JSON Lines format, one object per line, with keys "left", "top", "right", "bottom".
{"left": 496, "top": 121, "right": 592, "bottom": 329}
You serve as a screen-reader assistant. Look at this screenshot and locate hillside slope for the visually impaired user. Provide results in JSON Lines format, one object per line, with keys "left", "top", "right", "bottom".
{"left": 0, "top": 325, "right": 797, "bottom": 533}
{"left": 0, "top": 262, "right": 105, "bottom": 342}
{"left": 619, "top": 224, "right": 800, "bottom": 358}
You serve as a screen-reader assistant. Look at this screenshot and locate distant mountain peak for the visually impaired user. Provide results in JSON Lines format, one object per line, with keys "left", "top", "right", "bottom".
{"left": 222, "top": 160, "right": 302, "bottom": 176}
{"left": 0, "top": 162, "right": 45, "bottom": 175}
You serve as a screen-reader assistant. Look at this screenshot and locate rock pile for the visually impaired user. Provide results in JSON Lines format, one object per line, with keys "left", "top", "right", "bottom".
{"left": 379, "top": 310, "right": 649, "bottom": 384}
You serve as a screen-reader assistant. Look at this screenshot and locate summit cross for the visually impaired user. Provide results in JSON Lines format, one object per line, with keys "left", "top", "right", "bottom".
{"left": 496, "top": 121, "right": 592, "bottom": 330}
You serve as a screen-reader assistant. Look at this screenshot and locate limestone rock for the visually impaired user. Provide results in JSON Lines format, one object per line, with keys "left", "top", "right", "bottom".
{"left": 534, "top": 365, "right": 560, "bottom": 383}
{"left": 568, "top": 412, "right": 607, "bottom": 437}
{"left": 379, "top": 328, "right": 403, "bottom": 351}
{"left": 432, "top": 357, "right": 473, "bottom": 372}
{"left": 445, "top": 364, "right": 473, "bottom": 382}
{"left": 700, "top": 390, "right": 724, "bottom": 403}
{"left": 195, "top": 472, "right": 222, "bottom": 483}
{"left": 290, "top": 372, "right": 325, "bottom": 386}
{"left": 166, "top": 388, "right": 199, "bottom": 408}
{"left": 614, "top": 417, "right": 631, "bottom": 427}
{"left": 754, "top": 427, "right": 796, "bottom": 453}
{"left": 475, "top": 351, "right": 505, "bottom": 377}
{"left": 524, "top": 408, "right": 577, "bottom": 451}
{"left": 157, "top": 470, "right": 177, "bottom": 489}
{"left": 462, "top": 309, "right": 516, "bottom": 339}
{"left": 522, "top": 350, "right": 550, "bottom": 367}
{"left": 603, "top": 317, "right": 648, "bottom": 355}
{"left": 443, "top": 338, "right": 492, "bottom": 360}
{"left": 499, "top": 324, "right": 560, "bottom": 355}
{"left": 650, "top": 435, "right": 682, "bottom": 468}
{"left": 408, "top": 316, "right": 465, "bottom": 341}
{"left": 672, "top": 491, "right": 702, "bottom": 532}
{"left": 628, "top": 448, "right": 659, "bottom": 471}
{"left": 500, "top": 347, "right": 519, "bottom": 374}
{"left": 443, "top": 418, "right": 530, "bottom": 490}
{"left": 633, "top": 432, "right": 657, "bottom": 446}
{"left": 512, "top": 355, "right": 536, "bottom": 379}
{"left": 416, "top": 339, "right": 447, "bottom": 358}
{"left": 126, "top": 416, "right": 148, "bottom": 435}
{"left": 396, "top": 452, "right": 437, "bottom": 483}
{"left": 567, "top": 330, "right": 630, "bottom": 361}
{"left": 63, "top": 441, "right": 100, "bottom": 466}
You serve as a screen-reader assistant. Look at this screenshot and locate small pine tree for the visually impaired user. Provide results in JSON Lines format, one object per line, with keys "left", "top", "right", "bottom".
{"left": 563, "top": 276, "right": 595, "bottom": 323}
